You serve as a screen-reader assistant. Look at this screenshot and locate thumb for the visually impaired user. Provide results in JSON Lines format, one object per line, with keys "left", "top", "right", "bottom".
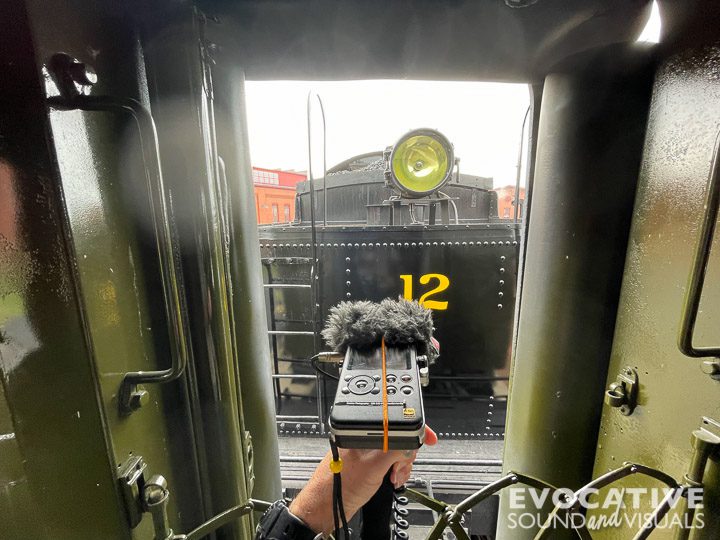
{"left": 424, "top": 425, "right": 438, "bottom": 446}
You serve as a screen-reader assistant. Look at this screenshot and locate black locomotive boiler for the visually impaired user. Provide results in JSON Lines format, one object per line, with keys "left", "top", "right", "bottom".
{"left": 259, "top": 129, "right": 521, "bottom": 439}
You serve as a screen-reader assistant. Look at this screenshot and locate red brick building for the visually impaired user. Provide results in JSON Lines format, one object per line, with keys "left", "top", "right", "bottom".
{"left": 493, "top": 185, "right": 526, "bottom": 219}
{"left": 253, "top": 167, "right": 305, "bottom": 224}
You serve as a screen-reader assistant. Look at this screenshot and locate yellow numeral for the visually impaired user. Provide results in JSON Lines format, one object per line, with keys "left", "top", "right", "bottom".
{"left": 399, "top": 273, "right": 450, "bottom": 310}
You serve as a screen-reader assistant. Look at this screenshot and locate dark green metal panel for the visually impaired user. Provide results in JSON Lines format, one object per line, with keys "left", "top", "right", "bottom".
{"left": 498, "top": 45, "right": 656, "bottom": 538}
{"left": 589, "top": 43, "right": 720, "bottom": 539}
{"left": 140, "top": 9, "right": 271, "bottom": 535}
{"left": 212, "top": 58, "right": 282, "bottom": 502}
{"left": 0, "top": 1, "right": 128, "bottom": 537}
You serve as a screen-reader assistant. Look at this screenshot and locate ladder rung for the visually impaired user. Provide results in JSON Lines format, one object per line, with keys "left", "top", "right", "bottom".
{"left": 262, "top": 257, "right": 312, "bottom": 265}
{"left": 264, "top": 283, "right": 311, "bottom": 289}
{"left": 268, "top": 330, "right": 315, "bottom": 336}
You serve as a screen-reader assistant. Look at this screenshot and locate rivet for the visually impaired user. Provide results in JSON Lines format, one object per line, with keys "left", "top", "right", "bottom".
{"left": 498, "top": 304, "right": 503, "bottom": 309}
{"left": 345, "top": 257, "right": 351, "bottom": 263}
{"left": 346, "top": 281, "right": 351, "bottom": 286}
{"left": 500, "top": 255, "right": 506, "bottom": 261}
{"left": 499, "top": 280, "right": 505, "bottom": 286}
{"left": 346, "top": 269, "right": 351, "bottom": 275}
{"left": 346, "top": 292, "right": 352, "bottom": 298}
{"left": 498, "top": 292, "right": 504, "bottom": 298}
{"left": 499, "top": 268, "right": 505, "bottom": 273}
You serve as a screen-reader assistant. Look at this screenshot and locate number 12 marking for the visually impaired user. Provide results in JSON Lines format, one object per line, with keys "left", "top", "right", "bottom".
{"left": 400, "top": 273, "right": 450, "bottom": 310}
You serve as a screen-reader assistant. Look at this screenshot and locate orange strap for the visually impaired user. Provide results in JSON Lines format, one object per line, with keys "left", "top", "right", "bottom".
{"left": 381, "top": 337, "right": 389, "bottom": 453}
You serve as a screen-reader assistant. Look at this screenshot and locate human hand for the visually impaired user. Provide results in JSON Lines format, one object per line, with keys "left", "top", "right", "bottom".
{"left": 289, "top": 426, "right": 438, "bottom": 535}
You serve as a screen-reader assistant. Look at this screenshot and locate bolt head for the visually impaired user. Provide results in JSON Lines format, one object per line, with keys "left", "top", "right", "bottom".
{"left": 129, "top": 389, "right": 149, "bottom": 410}
{"left": 69, "top": 62, "right": 97, "bottom": 86}
{"left": 701, "top": 360, "right": 720, "bottom": 376}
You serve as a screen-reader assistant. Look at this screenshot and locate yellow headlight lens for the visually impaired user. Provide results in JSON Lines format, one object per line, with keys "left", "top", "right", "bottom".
{"left": 390, "top": 130, "right": 453, "bottom": 197}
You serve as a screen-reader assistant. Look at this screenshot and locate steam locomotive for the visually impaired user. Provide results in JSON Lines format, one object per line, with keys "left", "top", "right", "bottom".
{"left": 258, "top": 129, "right": 521, "bottom": 439}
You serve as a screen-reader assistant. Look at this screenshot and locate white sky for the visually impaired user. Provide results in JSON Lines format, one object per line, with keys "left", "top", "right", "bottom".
{"left": 244, "top": 2, "right": 660, "bottom": 189}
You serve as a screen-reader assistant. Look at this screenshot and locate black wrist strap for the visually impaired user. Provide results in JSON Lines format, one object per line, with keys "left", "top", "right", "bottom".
{"left": 255, "top": 500, "right": 319, "bottom": 540}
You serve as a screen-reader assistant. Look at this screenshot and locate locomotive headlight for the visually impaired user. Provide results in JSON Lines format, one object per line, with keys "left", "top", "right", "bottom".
{"left": 387, "top": 129, "right": 454, "bottom": 198}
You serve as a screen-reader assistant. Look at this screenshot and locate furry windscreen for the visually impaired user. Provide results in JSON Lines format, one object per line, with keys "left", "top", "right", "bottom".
{"left": 321, "top": 298, "right": 437, "bottom": 361}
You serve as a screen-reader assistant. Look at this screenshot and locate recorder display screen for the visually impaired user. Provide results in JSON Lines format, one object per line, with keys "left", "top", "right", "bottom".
{"left": 348, "top": 347, "right": 411, "bottom": 370}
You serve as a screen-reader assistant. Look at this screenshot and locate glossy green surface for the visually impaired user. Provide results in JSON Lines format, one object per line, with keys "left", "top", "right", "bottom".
{"left": 498, "top": 46, "right": 655, "bottom": 539}
{"left": 211, "top": 59, "right": 282, "bottom": 502}
{"left": 1, "top": 2, "right": 128, "bottom": 537}
{"left": 589, "top": 44, "right": 720, "bottom": 539}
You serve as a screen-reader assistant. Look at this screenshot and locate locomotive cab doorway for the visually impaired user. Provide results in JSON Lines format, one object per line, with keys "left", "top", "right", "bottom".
{"left": 246, "top": 80, "right": 532, "bottom": 509}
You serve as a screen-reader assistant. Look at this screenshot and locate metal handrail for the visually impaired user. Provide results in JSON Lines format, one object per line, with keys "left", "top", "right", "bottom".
{"left": 47, "top": 94, "right": 189, "bottom": 414}
{"left": 678, "top": 129, "right": 720, "bottom": 359}
{"left": 307, "top": 92, "right": 328, "bottom": 433}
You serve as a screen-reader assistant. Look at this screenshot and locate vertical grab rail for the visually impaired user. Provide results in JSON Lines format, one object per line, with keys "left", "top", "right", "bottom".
{"left": 678, "top": 130, "right": 720, "bottom": 363}
{"left": 47, "top": 93, "right": 189, "bottom": 414}
{"left": 513, "top": 106, "right": 530, "bottom": 223}
{"left": 307, "top": 92, "right": 328, "bottom": 432}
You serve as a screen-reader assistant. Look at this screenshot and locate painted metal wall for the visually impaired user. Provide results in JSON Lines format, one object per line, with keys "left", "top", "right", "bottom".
{"left": 1, "top": 1, "right": 278, "bottom": 537}
{"left": 498, "top": 44, "right": 656, "bottom": 539}
{"left": 589, "top": 41, "right": 720, "bottom": 539}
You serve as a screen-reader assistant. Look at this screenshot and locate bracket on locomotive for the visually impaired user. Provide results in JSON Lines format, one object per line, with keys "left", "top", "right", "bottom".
{"left": 604, "top": 366, "right": 639, "bottom": 415}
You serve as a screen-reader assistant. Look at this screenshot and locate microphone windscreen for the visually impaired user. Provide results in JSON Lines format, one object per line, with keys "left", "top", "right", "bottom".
{"left": 321, "top": 298, "right": 437, "bottom": 362}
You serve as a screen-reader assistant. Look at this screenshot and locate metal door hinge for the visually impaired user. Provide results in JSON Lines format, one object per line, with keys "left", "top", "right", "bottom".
{"left": 605, "top": 366, "right": 638, "bottom": 415}
{"left": 117, "top": 455, "right": 174, "bottom": 539}
{"left": 117, "top": 455, "right": 147, "bottom": 528}
{"left": 244, "top": 430, "right": 255, "bottom": 495}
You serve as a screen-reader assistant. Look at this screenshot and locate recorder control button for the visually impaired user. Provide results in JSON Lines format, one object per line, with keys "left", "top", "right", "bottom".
{"left": 344, "top": 375, "right": 352, "bottom": 381}
{"left": 373, "top": 375, "right": 381, "bottom": 381}
{"left": 371, "top": 387, "right": 380, "bottom": 394}
{"left": 348, "top": 375, "right": 375, "bottom": 395}
{"left": 387, "top": 386, "right": 397, "bottom": 395}
{"left": 386, "top": 374, "right": 397, "bottom": 383}
{"left": 401, "top": 374, "right": 412, "bottom": 383}
{"left": 401, "top": 386, "right": 413, "bottom": 395}
{"left": 341, "top": 387, "right": 350, "bottom": 394}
